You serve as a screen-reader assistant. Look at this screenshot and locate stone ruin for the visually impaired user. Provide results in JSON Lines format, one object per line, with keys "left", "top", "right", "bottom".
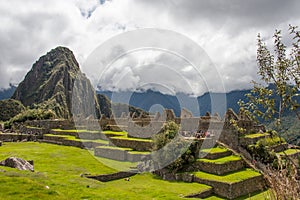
{"left": 14, "top": 107, "right": 265, "bottom": 151}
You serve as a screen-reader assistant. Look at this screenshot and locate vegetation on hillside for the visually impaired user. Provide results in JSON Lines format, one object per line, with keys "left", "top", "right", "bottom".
{"left": 0, "top": 99, "right": 25, "bottom": 121}
{"left": 4, "top": 109, "right": 56, "bottom": 129}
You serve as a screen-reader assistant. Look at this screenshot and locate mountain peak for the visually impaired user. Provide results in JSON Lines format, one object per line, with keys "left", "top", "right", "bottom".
{"left": 11, "top": 46, "right": 99, "bottom": 118}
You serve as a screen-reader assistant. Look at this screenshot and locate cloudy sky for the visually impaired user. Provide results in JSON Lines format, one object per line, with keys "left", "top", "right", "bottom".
{"left": 1, "top": 0, "right": 300, "bottom": 96}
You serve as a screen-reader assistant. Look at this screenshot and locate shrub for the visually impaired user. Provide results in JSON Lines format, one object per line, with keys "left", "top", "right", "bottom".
{"left": 247, "top": 134, "right": 285, "bottom": 165}
{"left": 0, "top": 99, "right": 25, "bottom": 121}
{"left": 152, "top": 121, "right": 198, "bottom": 173}
{"left": 4, "top": 109, "right": 56, "bottom": 129}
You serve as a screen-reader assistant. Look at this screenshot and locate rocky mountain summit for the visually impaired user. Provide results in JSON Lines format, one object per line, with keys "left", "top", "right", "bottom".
{"left": 11, "top": 47, "right": 100, "bottom": 119}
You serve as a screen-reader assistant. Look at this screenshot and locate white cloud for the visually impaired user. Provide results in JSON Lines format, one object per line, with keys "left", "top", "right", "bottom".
{"left": 0, "top": 0, "right": 299, "bottom": 95}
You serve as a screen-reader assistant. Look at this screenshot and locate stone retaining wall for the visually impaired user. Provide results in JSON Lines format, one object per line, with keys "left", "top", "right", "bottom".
{"left": 193, "top": 174, "right": 266, "bottom": 199}
{"left": 42, "top": 135, "right": 105, "bottom": 149}
{"left": 19, "top": 126, "right": 48, "bottom": 135}
{"left": 25, "top": 120, "right": 75, "bottom": 130}
{"left": 86, "top": 171, "right": 137, "bottom": 182}
{"left": 94, "top": 147, "right": 128, "bottom": 161}
{"left": 77, "top": 132, "right": 103, "bottom": 140}
{"left": 0, "top": 133, "right": 37, "bottom": 142}
{"left": 94, "top": 146, "right": 150, "bottom": 162}
{"left": 186, "top": 159, "right": 245, "bottom": 175}
{"left": 109, "top": 138, "right": 153, "bottom": 151}
{"left": 239, "top": 136, "right": 266, "bottom": 147}
{"left": 199, "top": 150, "right": 232, "bottom": 160}
{"left": 50, "top": 130, "right": 78, "bottom": 137}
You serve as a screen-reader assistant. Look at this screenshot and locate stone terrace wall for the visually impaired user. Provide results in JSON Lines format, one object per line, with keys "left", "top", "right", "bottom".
{"left": 186, "top": 159, "right": 245, "bottom": 175}
{"left": 0, "top": 133, "right": 37, "bottom": 142}
{"left": 109, "top": 138, "right": 152, "bottom": 151}
{"left": 193, "top": 175, "right": 266, "bottom": 199}
{"left": 87, "top": 171, "right": 137, "bottom": 182}
{"left": 25, "top": 120, "right": 75, "bottom": 130}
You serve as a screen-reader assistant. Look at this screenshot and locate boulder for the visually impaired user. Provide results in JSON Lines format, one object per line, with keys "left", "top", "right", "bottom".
{"left": 0, "top": 157, "right": 34, "bottom": 171}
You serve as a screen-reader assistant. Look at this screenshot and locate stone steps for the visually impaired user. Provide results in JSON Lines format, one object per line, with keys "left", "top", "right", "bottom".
{"left": 42, "top": 134, "right": 108, "bottom": 149}
{"left": 199, "top": 147, "right": 232, "bottom": 159}
{"left": 192, "top": 168, "right": 266, "bottom": 199}
{"left": 187, "top": 155, "right": 245, "bottom": 175}
{"left": 109, "top": 136, "right": 153, "bottom": 151}
{"left": 239, "top": 133, "right": 269, "bottom": 146}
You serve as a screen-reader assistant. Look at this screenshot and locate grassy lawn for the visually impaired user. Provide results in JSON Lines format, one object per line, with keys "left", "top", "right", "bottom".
{"left": 200, "top": 147, "right": 229, "bottom": 154}
{"left": 95, "top": 145, "right": 133, "bottom": 151}
{"left": 197, "top": 155, "right": 241, "bottom": 164}
{"left": 127, "top": 151, "right": 151, "bottom": 155}
{"left": 243, "top": 133, "right": 268, "bottom": 139}
{"left": 52, "top": 129, "right": 100, "bottom": 133}
{"left": 111, "top": 136, "right": 153, "bottom": 142}
{"left": 193, "top": 168, "right": 262, "bottom": 183}
{"left": 44, "top": 134, "right": 109, "bottom": 145}
{"left": 102, "top": 130, "right": 127, "bottom": 136}
{"left": 0, "top": 142, "right": 211, "bottom": 199}
{"left": 277, "top": 149, "right": 300, "bottom": 155}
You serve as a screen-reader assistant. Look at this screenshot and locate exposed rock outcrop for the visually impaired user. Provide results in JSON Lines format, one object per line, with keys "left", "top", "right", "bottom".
{"left": 0, "top": 157, "right": 34, "bottom": 171}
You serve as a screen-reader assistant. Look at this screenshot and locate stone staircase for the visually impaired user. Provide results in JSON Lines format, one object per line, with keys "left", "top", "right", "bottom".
{"left": 178, "top": 146, "right": 267, "bottom": 199}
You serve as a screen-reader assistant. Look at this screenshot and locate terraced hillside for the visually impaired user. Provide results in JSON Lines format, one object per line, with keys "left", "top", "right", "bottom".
{"left": 1, "top": 125, "right": 275, "bottom": 199}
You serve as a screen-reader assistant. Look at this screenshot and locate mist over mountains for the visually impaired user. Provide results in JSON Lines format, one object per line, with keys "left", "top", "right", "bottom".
{"left": 1, "top": 46, "right": 298, "bottom": 120}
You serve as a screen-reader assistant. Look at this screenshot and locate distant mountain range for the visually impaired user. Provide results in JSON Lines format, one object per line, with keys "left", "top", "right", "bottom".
{"left": 97, "top": 89, "right": 250, "bottom": 117}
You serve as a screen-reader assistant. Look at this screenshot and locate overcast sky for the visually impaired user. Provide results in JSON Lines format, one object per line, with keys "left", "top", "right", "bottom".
{"left": 1, "top": 0, "right": 300, "bottom": 96}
